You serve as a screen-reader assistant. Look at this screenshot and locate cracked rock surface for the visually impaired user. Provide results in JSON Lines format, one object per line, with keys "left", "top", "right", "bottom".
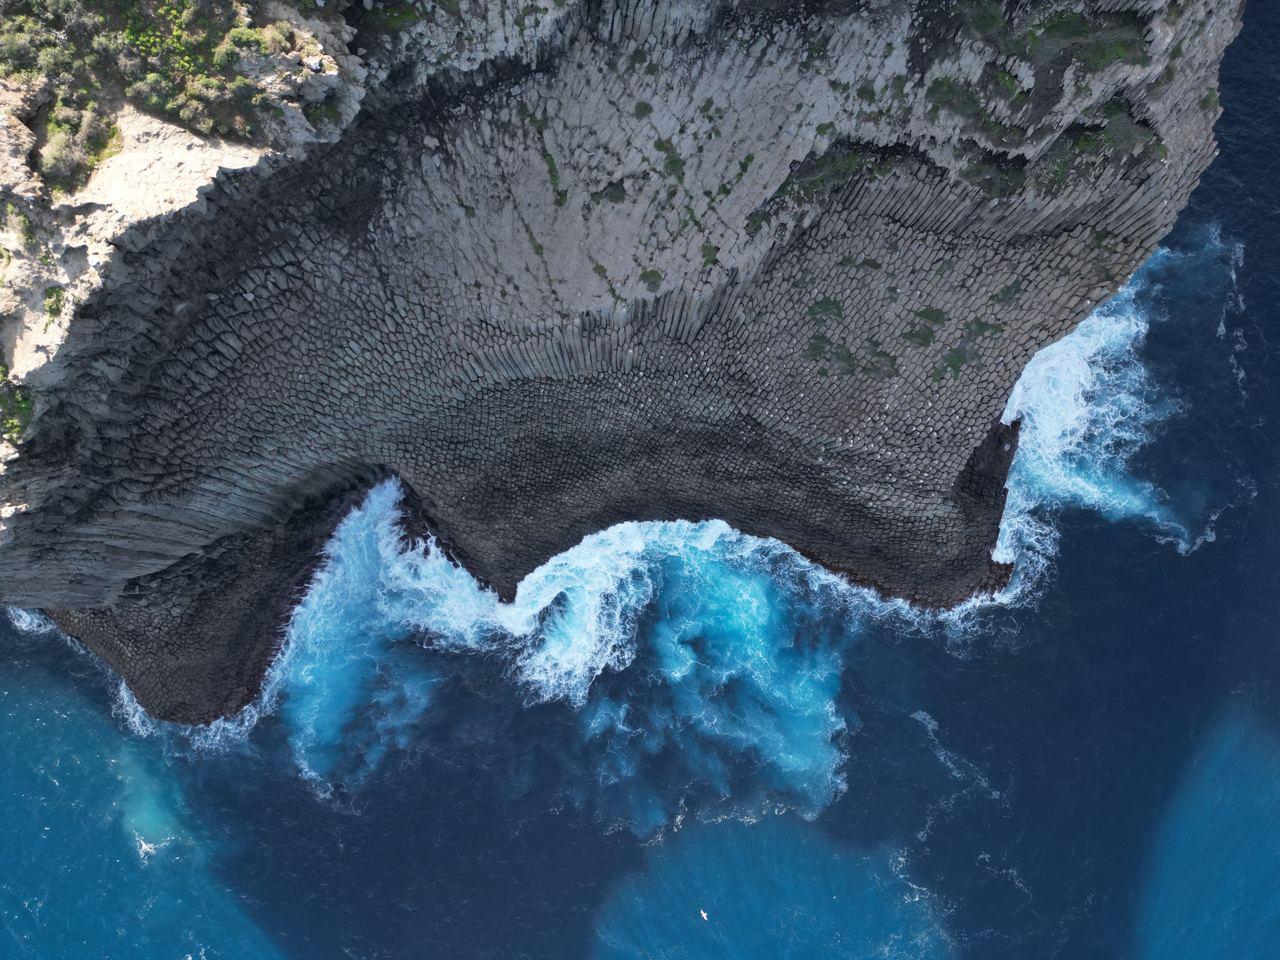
{"left": 0, "top": 0, "right": 1243, "bottom": 722}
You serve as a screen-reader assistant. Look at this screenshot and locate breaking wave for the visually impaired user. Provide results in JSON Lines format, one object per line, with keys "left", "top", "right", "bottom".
{"left": 242, "top": 247, "right": 1180, "bottom": 828}
{"left": 994, "top": 251, "right": 1189, "bottom": 599}
{"left": 264, "top": 479, "right": 884, "bottom": 830}
{"left": 84, "top": 238, "right": 1228, "bottom": 834}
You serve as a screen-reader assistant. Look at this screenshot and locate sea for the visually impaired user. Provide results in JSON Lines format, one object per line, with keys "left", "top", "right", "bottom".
{"left": 2, "top": 5, "right": 1278, "bottom": 958}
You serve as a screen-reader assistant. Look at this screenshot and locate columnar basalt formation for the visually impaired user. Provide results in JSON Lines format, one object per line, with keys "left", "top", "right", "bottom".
{"left": 0, "top": 0, "right": 1243, "bottom": 721}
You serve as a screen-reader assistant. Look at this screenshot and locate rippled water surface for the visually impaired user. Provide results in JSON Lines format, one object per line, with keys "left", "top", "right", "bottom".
{"left": 4, "top": 7, "right": 1280, "bottom": 959}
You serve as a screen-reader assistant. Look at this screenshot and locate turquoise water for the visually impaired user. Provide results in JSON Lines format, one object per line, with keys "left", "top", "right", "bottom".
{"left": 6, "top": 223, "right": 1265, "bottom": 959}
{"left": 1134, "top": 712, "right": 1280, "bottom": 960}
{"left": 0, "top": 616, "right": 283, "bottom": 959}
{"left": 4, "top": 7, "right": 1280, "bottom": 955}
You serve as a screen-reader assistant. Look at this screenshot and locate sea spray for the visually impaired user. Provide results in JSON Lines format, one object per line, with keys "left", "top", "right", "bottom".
{"left": 994, "top": 258, "right": 1184, "bottom": 600}
{"left": 270, "top": 480, "right": 870, "bottom": 828}
{"left": 24, "top": 245, "right": 1207, "bottom": 833}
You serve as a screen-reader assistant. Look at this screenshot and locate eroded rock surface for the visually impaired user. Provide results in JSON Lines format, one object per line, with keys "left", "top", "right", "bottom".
{"left": 0, "top": 0, "right": 1243, "bottom": 721}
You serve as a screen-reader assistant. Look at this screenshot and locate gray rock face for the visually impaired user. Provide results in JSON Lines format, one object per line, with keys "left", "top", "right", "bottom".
{"left": 0, "top": 0, "right": 1243, "bottom": 722}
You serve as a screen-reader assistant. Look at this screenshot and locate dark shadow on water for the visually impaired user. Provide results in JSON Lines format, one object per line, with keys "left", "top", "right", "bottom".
{"left": 181, "top": 654, "right": 645, "bottom": 960}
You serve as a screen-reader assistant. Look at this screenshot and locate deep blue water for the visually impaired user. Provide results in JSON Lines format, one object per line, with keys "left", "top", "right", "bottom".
{"left": 4, "top": 7, "right": 1280, "bottom": 958}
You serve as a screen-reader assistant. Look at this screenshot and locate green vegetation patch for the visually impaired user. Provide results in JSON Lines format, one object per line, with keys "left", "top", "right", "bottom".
{"left": 0, "top": 364, "right": 33, "bottom": 442}
{"left": 653, "top": 138, "right": 684, "bottom": 180}
{"left": 42, "top": 285, "right": 64, "bottom": 318}
{"left": 967, "top": 6, "right": 1150, "bottom": 70}
{"left": 927, "top": 77, "right": 986, "bottom": 121}
{"left": 779, "top": 144, "right": 894, "bottom": 205}
{"left": 1029, "top": 10, "right": 1150, "bottom": 72}
{"left": 932, "top": 347, "right": 971, "bottom": 381}
{"left": 915, "top": 306, "right": 948, "bottom": 326}
{"left": 963, "top": 0, "right": 1007, "bottom": 38}
{"left": 806, "top": 334, "right": 899, "bottom": 379}
{"left": 591, "top": 181, "right": 627, "bottom": 204}
{"left": 0, "top": 0, "right": 314, "bottom": 189}
{"left": 964, "top": 318, "right": 1003, "bottom": 337}
{"left": 541, "top": 149, "right": 567, "bottom": 205}
{"left": 807, "top": 297, "right": 844, "bottom": 321}
{"left": 990, "top": 279, "right": 1022, "bottom": 304}
{"left": 901, "top": 324, "right": 935, "bottom": 348}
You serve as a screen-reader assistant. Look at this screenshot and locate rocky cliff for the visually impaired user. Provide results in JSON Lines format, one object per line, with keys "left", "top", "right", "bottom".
{"left": 0, "top": 0, "right": 1243, "bottom": 722}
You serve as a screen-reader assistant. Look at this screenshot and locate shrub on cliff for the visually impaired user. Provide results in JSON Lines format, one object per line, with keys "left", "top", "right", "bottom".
{"left": 0, "top": 1, "right": 317, "bottom": 190}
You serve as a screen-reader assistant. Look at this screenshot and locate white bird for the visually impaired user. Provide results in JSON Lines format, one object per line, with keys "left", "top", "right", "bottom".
{"left": 700, "top": 910, "right": 709, "bottom": 922}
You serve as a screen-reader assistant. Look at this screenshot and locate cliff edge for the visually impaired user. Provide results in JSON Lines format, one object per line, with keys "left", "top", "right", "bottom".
{"left": 0, "top": 0, "right": 1243, "bottom": 722}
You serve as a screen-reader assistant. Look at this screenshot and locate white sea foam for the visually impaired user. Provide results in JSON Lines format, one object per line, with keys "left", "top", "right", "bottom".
{"left": 993, "top": 262, "right": 1184, "bottom": 601}
{"left": 5, "top": 607, "right": 58, "bottom": 635}
{"left": 152, "top": 252, "right": 1187, "bottom": 818}
{"left": 20, "top": 236, "right": 1220, "bottom": 833}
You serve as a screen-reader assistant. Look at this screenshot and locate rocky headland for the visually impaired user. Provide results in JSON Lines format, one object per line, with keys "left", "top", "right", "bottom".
{"left": 0, "top": 0, "right": 1243, "bottom": 722}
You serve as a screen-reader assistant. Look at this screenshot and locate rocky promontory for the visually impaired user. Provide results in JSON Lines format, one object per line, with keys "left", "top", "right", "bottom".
{"left": 0, "top": 0, "right": 1243, "bottom": 722}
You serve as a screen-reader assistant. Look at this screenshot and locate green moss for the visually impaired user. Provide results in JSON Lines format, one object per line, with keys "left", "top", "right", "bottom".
{"left": 633, "top": 100, "right": 653, "bottom": 119}
{"left": 653, "top": 138, "right": 684, "bottom": 179}
{"left": 517, "top": 102, "right": 548, "bottom": 133}
{"left": 915, "top": 306, "right": 948, "bottom": 326}
{"left": 993, "top": 70, "right": 1020, "bottom": 99}
{"left": 700, "top": 242, "right": 719, "bottom": 267}
{"left": 1200, "top": 87, "right": 1221, "bottom": 112}
{"left": 1025, "top": 10, "right": 1150, "bottom": 73}
{"left": 964, "top": 0, "right": 1006, "bottom": 37}
{"left": 990, "top": 279, "right": 1022, "bottom": 304}
{"left": 964, "top": 318, "right": 1003, "bottom": 337}
{"left": 3, "top": 203, "right": 36, "bottom": 247}
{"left": 805, "top": 333, "right": 832, "bottom": 360}
{"left": 745, "top": 209, "right": 771, "bottom": 238}
{"left": 902, "top": 325, "right": 935, "bottom": 348}
{"left": 932, "top": 347, "right": 971, "bottom": 381}
{"left": 928, "top": 77, "right": 985, "bottom": 120}
{"left": 541, "top": 149, "right": 567, "bottom": 206}
{"left": 861, "top": 341, "right": 899, "bottom": 379}
{"left": 524, "top": 225, "right": 543, "bottom": 257}
{"left": 1076, "top": 38, "right": 1149, "bottom": 71}
{"left": 806, "top": 334, "right": 897, "bottom": 379}
{"left": 640, "top": 268, "right": 663, "bottom": 292}
{"left": 1041, "top": 12, "right": 1090, "bottom": 41}
{"left": 962, "top": 155, "right": 1026, "bottom": 198}
{"left": 807, "top": 297, "right": 844, "bottom": 321}
{"left": 591, "top": 181, "right": 626, "bottom": 204}
{"left": 779, "top": 145, "right": 892, "bottom": 204}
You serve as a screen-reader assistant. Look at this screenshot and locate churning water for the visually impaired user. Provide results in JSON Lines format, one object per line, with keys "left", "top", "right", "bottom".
{"left": 5, "top": 6, "right": 1280, "bottom": 957}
